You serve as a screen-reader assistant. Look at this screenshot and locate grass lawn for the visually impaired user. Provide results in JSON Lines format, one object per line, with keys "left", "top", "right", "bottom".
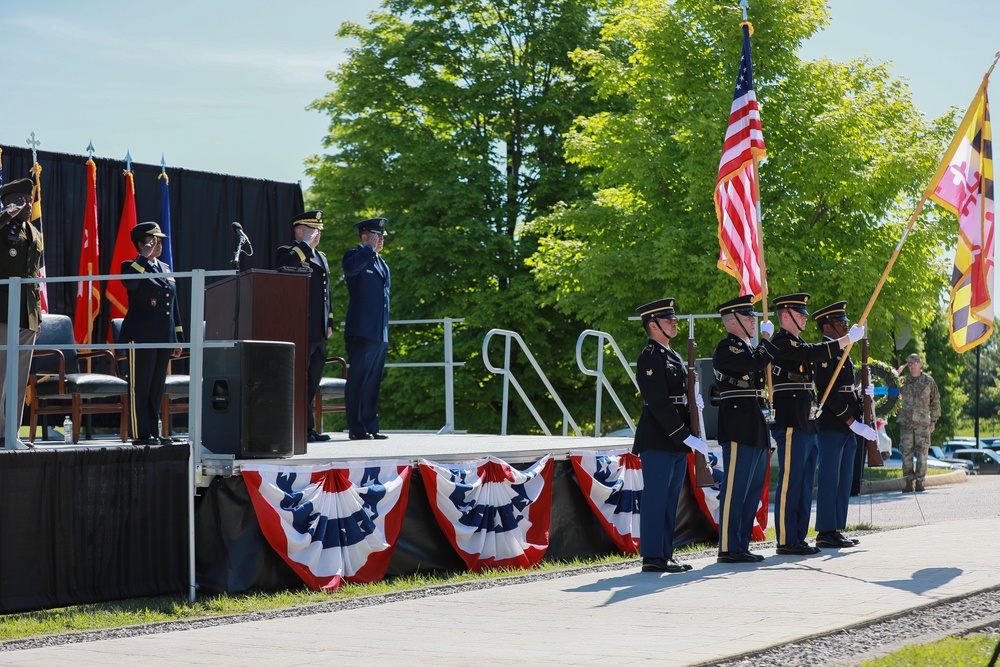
{"left": 859, "top": 633, "right": 1000, "bottom": 666}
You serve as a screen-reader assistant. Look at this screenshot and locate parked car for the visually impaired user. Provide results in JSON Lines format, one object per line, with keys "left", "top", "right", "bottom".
{"left": 951, "top": 448, "right": 1000, "bottom": 474}
{"left": 980, "top": 436, "right": 1000, "bottom": 448}
{"left": 928, "top": 446, "right": 978, "bottom": 474}
{"left": 884, "top": 448, "right": 974, "bottom": 472}
{"left": 941, "top": 440, "right": 983, "bottom": 456}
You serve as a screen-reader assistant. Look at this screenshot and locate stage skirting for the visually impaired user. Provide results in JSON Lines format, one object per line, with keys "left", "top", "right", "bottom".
{"left": 0, "top": 446, "right": 189, "bottom": 614}
{"left": 0, "top": 438, "right": 722, "bottom": 611}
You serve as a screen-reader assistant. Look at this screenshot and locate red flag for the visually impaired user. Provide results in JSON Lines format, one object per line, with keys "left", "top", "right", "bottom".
{"left": 74, "top": 160, "right": 101, "bottom": 345}
{"left": 715, "top": 22, "right": 766, "bottom": 301}
{"left": 105, "top": 169, "right": 137, "bottom": 340}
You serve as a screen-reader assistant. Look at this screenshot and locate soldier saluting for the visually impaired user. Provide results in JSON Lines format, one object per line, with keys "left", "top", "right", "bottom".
{"left": 769, "top": 293, "right": 864, "bottom": 556}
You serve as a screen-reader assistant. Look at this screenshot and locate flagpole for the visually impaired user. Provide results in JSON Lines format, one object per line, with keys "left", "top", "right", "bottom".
{"left": 740, "top": 1, "right": 775, "bottom": 407}
{"left": 817, "top": 54, "right": 999, "bottom": 411}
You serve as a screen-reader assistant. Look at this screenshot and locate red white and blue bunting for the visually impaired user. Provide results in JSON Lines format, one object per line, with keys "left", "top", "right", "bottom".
{"left": 241, "top": 460, "right": 411, "bottom": 591}
{"left": 569, "top": 449, "right": 641, "bottom": 554}
{"left": 687, "top": 446, "right": 769, "bottom": 540}
{"left": 418, "top": 455, "right": 554, "bottom": 572}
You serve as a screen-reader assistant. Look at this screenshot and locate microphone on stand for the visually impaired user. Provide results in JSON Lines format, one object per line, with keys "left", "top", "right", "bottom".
{"left": 229, "top": 221, "right": 253, "bottom": 270}
{"left": 231, "top": 221, "right": 251, "bottom": 243}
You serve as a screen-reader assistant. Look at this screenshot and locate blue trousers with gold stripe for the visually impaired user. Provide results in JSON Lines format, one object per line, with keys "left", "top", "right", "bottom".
{"left": 717, "top": 441, "right": 768, "bottom": 555}
{"left": 815, "top": 430, "right": 855, "bottom": 533}
{"left": 637, "top": 448, "right": 687, "bottom": 560}
{"left": 770, "top": 426, "right": 819, "bottom": 547}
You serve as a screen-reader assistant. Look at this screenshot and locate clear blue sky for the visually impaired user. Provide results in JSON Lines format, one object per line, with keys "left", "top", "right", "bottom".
{"left": 2, "top": 0, "right": 997, "bottom": 187}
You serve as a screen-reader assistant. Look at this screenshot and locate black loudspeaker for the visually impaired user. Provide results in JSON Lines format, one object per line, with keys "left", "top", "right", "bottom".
{"left": 202, "top": 341, "right": 295, "bottom": 458}
{"left": 696, "top": 357, "right": 718, "bottom": 441}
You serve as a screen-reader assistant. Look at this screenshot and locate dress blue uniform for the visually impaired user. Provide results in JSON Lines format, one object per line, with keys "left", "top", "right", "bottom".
{"left": 812, "top": 301, "right": 863, "bottom": 548}
{"left": 632, "top": 298, "right": 695, "bottom": 574}
{"left": 119, "top": 222, "right": 183, "bottom": 445}
{"left": 768, "top": 293, "right": 840, "bottom": 554}
{"left": 342, "top": 217, "right": 390, "bottom": 440}
{"left": 275, "top": 210, "right": 334, "bottom": 442}
{"left": 712, "top": 295, "right": 778, "bottom": 563}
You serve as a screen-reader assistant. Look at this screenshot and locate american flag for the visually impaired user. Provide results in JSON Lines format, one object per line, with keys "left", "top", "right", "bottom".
{"left": 715, "top": 22, "right": 766, "bottom": 301}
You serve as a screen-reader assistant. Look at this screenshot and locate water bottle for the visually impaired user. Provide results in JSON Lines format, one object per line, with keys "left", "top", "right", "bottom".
{"left": 63, "top": 415, "right": 73, "bottom": 444}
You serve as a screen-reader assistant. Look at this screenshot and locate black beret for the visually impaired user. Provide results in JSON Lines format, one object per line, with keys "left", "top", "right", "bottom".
{"left": 0, "top": 178, "right": 33, "bottom": 199}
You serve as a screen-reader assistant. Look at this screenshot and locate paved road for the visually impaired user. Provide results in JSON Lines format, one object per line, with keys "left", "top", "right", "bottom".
{"left": 5, "top": 475, "right": 999, "bottom": 666}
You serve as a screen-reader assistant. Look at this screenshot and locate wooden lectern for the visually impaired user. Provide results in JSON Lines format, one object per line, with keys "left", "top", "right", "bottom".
{"left": 205, "top": 269, "right": 310, "bottom": 454}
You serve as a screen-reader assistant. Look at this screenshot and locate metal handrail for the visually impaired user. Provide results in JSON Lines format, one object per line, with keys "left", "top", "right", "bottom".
{"left": 482, "top": 328, "right": 582, "bottom": 437}
{"left": 575, "top": 330, "right": 639, "bottom": 437}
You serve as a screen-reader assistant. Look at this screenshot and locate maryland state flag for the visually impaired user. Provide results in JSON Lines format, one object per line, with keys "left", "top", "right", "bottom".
{"left": 105, "top": 169, "right": 137, "bottom": 340}
{"left": 29, "top": 162, "right": 49, "bottom": 313}
{"left": 74, "top": 160, "right": 101, "bottom": 345}
{"left": 930, "top": 85, "right": 995, "bottom": 353}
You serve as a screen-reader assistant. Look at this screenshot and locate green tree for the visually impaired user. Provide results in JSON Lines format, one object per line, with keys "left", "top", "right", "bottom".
{"left": 957, "top": 319, "right": 1000, "bottom": 436}
{"left": 306, "top": 0, "right": 609, "bottom": 434}
{"left": 526, "top": 0, "right": 957, "bottom": 367}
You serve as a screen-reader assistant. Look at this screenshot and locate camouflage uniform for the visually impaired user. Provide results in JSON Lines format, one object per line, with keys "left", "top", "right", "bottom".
{"left": 897, "top": 372, "right": 941, "bottom": 482}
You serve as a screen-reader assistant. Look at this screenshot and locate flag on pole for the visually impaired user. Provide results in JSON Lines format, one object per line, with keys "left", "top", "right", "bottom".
{"left": 105, "top": 169, "right": 137, "bottom": 339}
{"left": 74, "top": 159, "right": 101, "bottom": 345}
{"left": 930, "top": 85, "right": 994, "bottom": 353}
{"left": 715, "top": 21, "right": 766, "bottom": 301}
{"left": 29, "top": 162, "right": 49, "bottom": 313}
{"left": 158, "top": 170, "right": 174, "bottom": 269}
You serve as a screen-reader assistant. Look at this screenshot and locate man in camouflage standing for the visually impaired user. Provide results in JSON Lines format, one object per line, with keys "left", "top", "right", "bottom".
{"left": 896, "top": 353, "right": 941, "bottom": 493}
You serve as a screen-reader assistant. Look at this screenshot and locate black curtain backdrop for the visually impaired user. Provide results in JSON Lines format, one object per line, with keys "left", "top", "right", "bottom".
{"left": 0, "top": 445, "right": 190, "bottom": 613}
{"left": 1, "top": 145, "right": 304, "bottom": 339}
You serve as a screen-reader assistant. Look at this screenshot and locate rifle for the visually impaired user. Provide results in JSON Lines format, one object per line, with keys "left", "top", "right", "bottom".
{"left": 688, "top": 320, "right": 715, "bottom": 487}
{"left": 861, "top": 337, "right": 883, "bottom": 467}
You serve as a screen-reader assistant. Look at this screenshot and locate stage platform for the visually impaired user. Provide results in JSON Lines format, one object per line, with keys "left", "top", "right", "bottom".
{"left": 232, "top": 431, "right": 636, "bottom": 466}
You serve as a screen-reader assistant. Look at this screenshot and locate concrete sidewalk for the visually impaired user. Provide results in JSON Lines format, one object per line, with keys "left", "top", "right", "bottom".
{"left": 4, "top": 513, "right": 999, "bottom": 667}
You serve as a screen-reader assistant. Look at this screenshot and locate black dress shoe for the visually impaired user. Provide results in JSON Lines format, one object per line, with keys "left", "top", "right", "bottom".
{"left": 835, "top": 531, "right": 860, "bottom": 545}
{"left": 745, "top": 551, "right": 765, "bottom": 562}
{"left": 308, "top": 430, "right": 331, "bottom": 442}
{"left": 641, "top": 557, "right": 688, "bottom": 573}
{"left": 776, "top": 543, "right": 821, "bottom": 556}
{"left": 157, "top": 437, "right": 174, "bottom": 446}
{"left": 131, "top": 438, "right": 159, "bottom": 446}
{"left": 717, "top": 551, "right": 758, "bottom": 564}
{"left": 349, "top": 433, "right": 374, "bottom": 440}
{"left": 816, "top": 532, "right": 851, "bottom": 548}
{"left": 371, "top": 433, "right": 389, "bottom": 440}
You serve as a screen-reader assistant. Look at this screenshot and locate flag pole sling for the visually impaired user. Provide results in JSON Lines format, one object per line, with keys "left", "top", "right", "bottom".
{"left": 818, "top": 54, "right": 999, "bottom": 411}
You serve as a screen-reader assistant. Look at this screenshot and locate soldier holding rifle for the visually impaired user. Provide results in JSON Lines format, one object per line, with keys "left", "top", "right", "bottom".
{"left": 811, "top": 301, "right": 877, "bottom": 548}
{"left": 769, "top": 293, "right": 865, "bottom": 556}
{"left": 711, "top": 295, "right": 775, "bottom": 564}
{"left": 632, "top": 298, "right": 706, "bottom": 574}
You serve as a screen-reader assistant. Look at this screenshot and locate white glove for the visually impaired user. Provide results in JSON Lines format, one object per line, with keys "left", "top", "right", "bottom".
{"left": 683, "top": 434, "right": 708, "bottom": 457}
{"left": 864, "top": 383, "right": 875, "bottom": 398}
{"left": 695, "top": 392, "right": 704, "bottom": 410}
{"left": 760, "top": 320, "right": 774, "bottom": 337}
{"left": 848, "top": 323, "right": 865, "bottom": 343}
{"left": 849, "top": 420, "right": 878, "bottom": 441}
